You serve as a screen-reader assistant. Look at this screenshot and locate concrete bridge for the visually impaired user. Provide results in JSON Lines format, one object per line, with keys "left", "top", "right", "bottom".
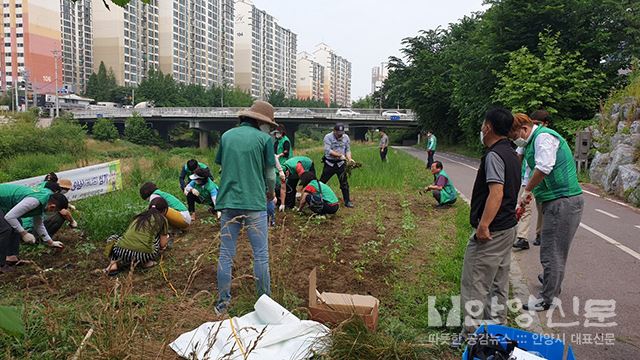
{"left": 69, "top": 107, "right": 419, "bottom": 148}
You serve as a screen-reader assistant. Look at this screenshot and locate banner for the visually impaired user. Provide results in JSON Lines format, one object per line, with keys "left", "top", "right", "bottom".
{"left": 7, "top": 160, "right": 123, "bottom": 202}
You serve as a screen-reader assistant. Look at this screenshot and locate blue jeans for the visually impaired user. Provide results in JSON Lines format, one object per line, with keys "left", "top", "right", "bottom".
{"left": 217, "top": 209, "right": 271, "bottom": 306}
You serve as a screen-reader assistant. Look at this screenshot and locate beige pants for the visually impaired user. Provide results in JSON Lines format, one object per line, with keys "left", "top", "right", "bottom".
{"left": 460, "top": 226, "right": 516, "bottom": 336}
{"left": 516, "top": 186, "right": 542, "bottom": 240}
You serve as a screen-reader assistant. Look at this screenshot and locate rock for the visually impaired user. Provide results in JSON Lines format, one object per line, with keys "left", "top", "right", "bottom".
{"left": 611, "top": 103, "right": 621, "bottom": 115}
{"left": 617, "top": 122, "right": 627, "bottom": 132}
{"left": 629, "top": 187, "right": 640, "bottom": 206}
{"left": 612, "top": 164, "right": 640, "bottom": 200}
{"left": 610, "top": 133, "right": 640, "bottom": 148}
{"left": 611, "top": 112, "right": 621, "bottom": 122}
{"left": 631, "top": 121, "right": 640, "bottom": 134}
{"left": 589, "top": 151, "right": 611, "bottom": 187}
{"left": 603, "top": 144, "right": 636, "bottom": 192}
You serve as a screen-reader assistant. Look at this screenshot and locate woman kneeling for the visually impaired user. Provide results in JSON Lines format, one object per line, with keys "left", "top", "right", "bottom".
{"left": 104, "top": 197, "right": 169, "bottom": 276}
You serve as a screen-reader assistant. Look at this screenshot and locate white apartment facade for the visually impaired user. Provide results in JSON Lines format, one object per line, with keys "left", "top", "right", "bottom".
{"left": 313, "top": 42, "right": 351, "bottom": 106}
{"left": 296, "top": 51, "right": 323, "bottom": 101}
{"left": 60, "top": 0, "right": 92, "bottom": 94}
{"left": 92, "top": 0, "right": 160, "bottom": 86}
{"left": 234, "top": 0, "right": 297, "bottom": 99}
{"left": 158, "top": 0, "right": 234, "bottom": 87}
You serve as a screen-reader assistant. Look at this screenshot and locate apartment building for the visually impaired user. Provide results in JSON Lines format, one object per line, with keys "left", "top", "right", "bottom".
{"left": 1, "top": 0, "right": 62, "bottom": 95}
{"left": 234, "top": 0, "right": 297, "bottom": 99}
{"left": 92, "top": 0, "right": 159, "bottom": 86}
{"left": 296, "top": 51, "right": 323, "bottom": 101}
{"left": 371, "top": 61, "right": 388, "bottom": 93}
{"left": 158, "top": 0, "right": 234, "bottom": 87}
{"left": 313, "top": 42, "right": 351, "bottom": 106}
{"left": 60, "top": 0, "right": 92, "bottom": 94}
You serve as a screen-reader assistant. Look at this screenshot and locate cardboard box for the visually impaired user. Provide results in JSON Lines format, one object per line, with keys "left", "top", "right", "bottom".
{"left": 308, "top": 267, "right": 380, "bottom": 331}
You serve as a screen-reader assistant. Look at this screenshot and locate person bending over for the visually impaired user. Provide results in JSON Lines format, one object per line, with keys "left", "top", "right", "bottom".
{"left": 140, "top": 182, "right": 191, "bottom": 230}
{"left": 425, "top": 161, "right": 457, "bottom": 208}
{"left": 298, "top": 171, "right": 340, "bottom": 215}
{"left": 183, "top": 168, "right": 219, "bottom": 221}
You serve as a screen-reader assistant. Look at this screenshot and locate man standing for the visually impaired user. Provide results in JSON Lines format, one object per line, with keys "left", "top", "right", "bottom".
{"left": 320, "top": 123, "right": 355, "bottom": 208}
{"left": 457, "top": 108, "right": 520, "bottom": 343}
{"left": 273, "top": 125, "right": 293, "bottom": 168}
{"left": 529, "top": 109, "right": 552, "bottom": 246}
{"left": 425, "top": 161, "right": 457, "bottom": 208}
{"left": 425, "top": 130, "right": 437, "bottom": 169}
{"left": 214, "top": 100, "right": 277, "bottom": 314}
{"left": 379, "top": 128, "right": 389, "bottom": 162}
{"left": 514, "top": 114, "right": 584, "bottom": 312}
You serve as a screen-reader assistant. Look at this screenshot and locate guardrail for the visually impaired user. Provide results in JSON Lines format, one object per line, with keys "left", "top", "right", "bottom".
{"left": 69, "top": 107, "right": 416, "bottom": 122}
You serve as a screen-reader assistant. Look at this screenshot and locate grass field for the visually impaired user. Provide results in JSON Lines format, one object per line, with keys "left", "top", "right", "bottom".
{"left": 0, "top": 139, "right": 473, "bottom": 359}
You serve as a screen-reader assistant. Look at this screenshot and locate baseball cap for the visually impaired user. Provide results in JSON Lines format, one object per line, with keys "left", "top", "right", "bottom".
{"left": 334, "top": 123, "right": 345, "bottom": 132}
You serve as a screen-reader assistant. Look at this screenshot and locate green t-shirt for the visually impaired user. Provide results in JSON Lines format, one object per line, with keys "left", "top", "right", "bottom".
{"left": 153, "top": 189, "right": 188, "bottom": 212}
{"left": 117, "top": 216, "right": 168, "bottom": 254}
{"left": 0, "top": 184, "right": 52, "bottom": 218}
{"left": 215, "top": 122, "right": 275, "bottom": 211}
{"left": 188, "top": 178, "right": 219, "bottom": 206}
{"left": 305, "top": 180, "right": 339, "bottom": 205}
{"left": 283, "top": 156, "right": 313, "bottom": 179}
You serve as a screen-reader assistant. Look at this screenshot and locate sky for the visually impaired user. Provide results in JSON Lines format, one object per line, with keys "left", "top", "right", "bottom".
{"left": 251, "top": 0, "right": 488, "bottom": 101}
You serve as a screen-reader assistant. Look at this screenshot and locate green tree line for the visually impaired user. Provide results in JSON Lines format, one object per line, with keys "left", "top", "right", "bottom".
{"left": 379, "top": 0, "right": 640, "bottom": 148}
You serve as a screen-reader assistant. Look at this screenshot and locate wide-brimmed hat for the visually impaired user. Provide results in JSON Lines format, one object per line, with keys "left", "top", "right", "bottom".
{"left": 59, "top": 179, "right": 72, "bottom": 190}
{"left": 238, "top": 100, "right": 278, "bottom": 126}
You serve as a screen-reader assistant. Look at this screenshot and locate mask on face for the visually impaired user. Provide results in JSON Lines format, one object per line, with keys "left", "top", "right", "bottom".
{"left": 514, "top": 137, "right": 528, "bottom": 148}
{"left": 479, "top": 130, "right": 485, "bottom": 145}
{"left": 259, "top": 124, "right": 272, "bottom": 134}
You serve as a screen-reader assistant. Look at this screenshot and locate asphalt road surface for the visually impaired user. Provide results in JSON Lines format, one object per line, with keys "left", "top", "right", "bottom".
{"left": 398, "top": 146, "right": 640, "bottom": 359}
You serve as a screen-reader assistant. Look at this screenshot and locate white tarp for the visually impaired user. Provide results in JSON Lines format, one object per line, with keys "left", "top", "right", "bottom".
{"left": 170, "top": 295, "right": 330, "bottom": 360}
{"left": 7, "top": 160, "right": 123, "bottom": 202}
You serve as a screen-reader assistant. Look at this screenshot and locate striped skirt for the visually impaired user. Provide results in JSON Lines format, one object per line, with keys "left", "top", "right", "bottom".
{"left": 107, "top": 234, "right": 160, "bottom": 265}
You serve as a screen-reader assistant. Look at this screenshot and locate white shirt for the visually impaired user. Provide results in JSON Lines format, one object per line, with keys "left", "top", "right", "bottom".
{"left": 525, "top": 125, "right": 560, "bottom": 175}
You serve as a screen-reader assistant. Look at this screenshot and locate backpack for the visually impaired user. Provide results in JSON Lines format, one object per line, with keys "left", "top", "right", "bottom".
{"left": 307, "top": 180, "right": 325, "bottom": 213}
{"left": 466, "top": 327, "right": 518, "bottom": 360}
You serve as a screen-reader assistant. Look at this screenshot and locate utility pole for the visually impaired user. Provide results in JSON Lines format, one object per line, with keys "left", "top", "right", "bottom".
{"left": 52, "top": 49, "right": 60, "bottom": 117}
{"left": 131, "top": 88, "right": 135, "bottom": 106}
{"left": 14, "top": 82, "right": 19, "bottom": 112}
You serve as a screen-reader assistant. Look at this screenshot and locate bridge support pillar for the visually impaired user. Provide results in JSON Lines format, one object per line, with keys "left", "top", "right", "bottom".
{"left": 154, "top": 123, "right": 172, "bottom": 141}
{"left": 352, "top": 127, "right": 367, "bottom": 141}
{"left": 280, "top": 122, "right": 299, "bottom": 148}
{"left": 199, "top": 130, "right": 209, "bottom": 149}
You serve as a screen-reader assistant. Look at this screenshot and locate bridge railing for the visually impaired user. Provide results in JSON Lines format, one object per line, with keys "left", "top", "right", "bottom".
{"left": 70, "top": 107, "right": 416, "bottom": 122}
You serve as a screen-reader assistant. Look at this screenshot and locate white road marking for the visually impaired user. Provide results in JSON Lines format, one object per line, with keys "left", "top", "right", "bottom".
{"left": 437, "top": 154, "right": 479, "bottom": 171}
{"left": 636, "top": 225, "right": 640, "bottom": 230}
{"left": 582, "top": 189, "right": 636, "bottom": 210}
{"left": 595, "top": 208, "right": 620, "bottom": 219}
{"left": 579, "top": 223, "right": 640, "bottom": 261}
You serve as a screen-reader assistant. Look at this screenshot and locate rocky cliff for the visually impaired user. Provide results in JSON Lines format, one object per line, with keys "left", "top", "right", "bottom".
{"left": 590, "top": 98, "right": 640, "bottom": 206}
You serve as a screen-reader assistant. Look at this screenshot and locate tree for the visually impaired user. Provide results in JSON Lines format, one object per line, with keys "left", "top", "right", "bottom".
{"left": 85, "top": 61, "right": 118, "bottom": 102}
{"left": 352, "top": 95, "right": 376, "bottom": 109}
{"left": 92, "top": 118, "right": 119, "bottom": 142}
{"left": 124, "top": 113, "right": 159, "bottom": 146}
{"left": 493, "top": 31, "right": 605, "bottom": 119}
{"left": 135, "top": 69, "right": 180, "bottom": 107}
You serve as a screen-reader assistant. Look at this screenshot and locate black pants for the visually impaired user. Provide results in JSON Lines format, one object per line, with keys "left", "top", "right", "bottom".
{"left": 186, "top": 192, "right": 213, "bottom": 213}
{"left": 0, "top": 210, "right": 20, "bottom": 266}
{"left": 43, "top": 212, "right": 66, "bottom": 238}
{"left": 427, "top": 150, "right": 435, "bottom": 169}
{"left": 320, "top": 162, "right": 350, "bottom": 204}
{"left": 285, "top": 177, "right": 299, "bottom": 209}
{"left": 380, "top": 147, "right": 388, "bottom": 161}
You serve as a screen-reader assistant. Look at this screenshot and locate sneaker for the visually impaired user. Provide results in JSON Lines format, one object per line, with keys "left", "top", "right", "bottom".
{"left": 533, "top": 234, "right": 541, "bottom": 246}
{"left": 344, "top": 202, "right": 354, "bottom": 208}
{"left": 513, "top": 238, "right": 530, "bottom": 250}
{"left": 214, "top": 302, "right": 229, "bottom": 316}
{"left": 523, "top": 299, "right": 552, "bottom": 312}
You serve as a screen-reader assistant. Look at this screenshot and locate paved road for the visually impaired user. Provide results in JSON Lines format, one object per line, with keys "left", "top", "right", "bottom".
{"left": 398, "top": 146, "right": 640, "bottom": 359}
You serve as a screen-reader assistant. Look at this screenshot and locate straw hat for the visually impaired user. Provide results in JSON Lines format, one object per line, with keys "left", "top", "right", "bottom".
{"left": 59, "top": 179, "right": 72, "bottom": 190}
{"left": 238, "top": 100, "right": 278, "bottom": 126}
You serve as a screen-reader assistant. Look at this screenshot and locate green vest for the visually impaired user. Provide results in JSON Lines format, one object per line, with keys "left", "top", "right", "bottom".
{"left": 276, "top": 136, "right": 293, "bottom": 167}
{"left": 153, "top": 189, "right": 188, "bottom": 212}
{"left": 437, "top": 170, "right": 457, "bottom": 204}
{"left": 283, "top": 156, "right": 313, "bottom": 179}
{"left": 307, "top": 180, "right": 339, "bottom": 205}
{"left": 524, "top": 126, "right": 582, "bottom": 203}
{"left": 183, "top": 162, "right": 209, "bottom": 173}
{"left": 427, "top": 135, "right": 437, "bottom": 151}
{"left": 0, "top": 184, "right": 52, "bottom": 218}
{"left": 193, "top": 178, "right": 219, "bottom": 205}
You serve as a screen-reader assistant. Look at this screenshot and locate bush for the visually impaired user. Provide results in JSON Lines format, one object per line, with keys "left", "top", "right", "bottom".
{"left": 124, "top": 113, "right": 159, "bottom": 146}
{"left": 93, "top": 118, "right": 119, "bottom": 142}
{"left": 0, "top": 153, "right": 75, "bottom": 182}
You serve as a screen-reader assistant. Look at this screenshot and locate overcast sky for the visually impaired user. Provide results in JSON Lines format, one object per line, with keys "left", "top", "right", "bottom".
{"left": 251, "top": 0, "right": 488, "bottom": 101}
